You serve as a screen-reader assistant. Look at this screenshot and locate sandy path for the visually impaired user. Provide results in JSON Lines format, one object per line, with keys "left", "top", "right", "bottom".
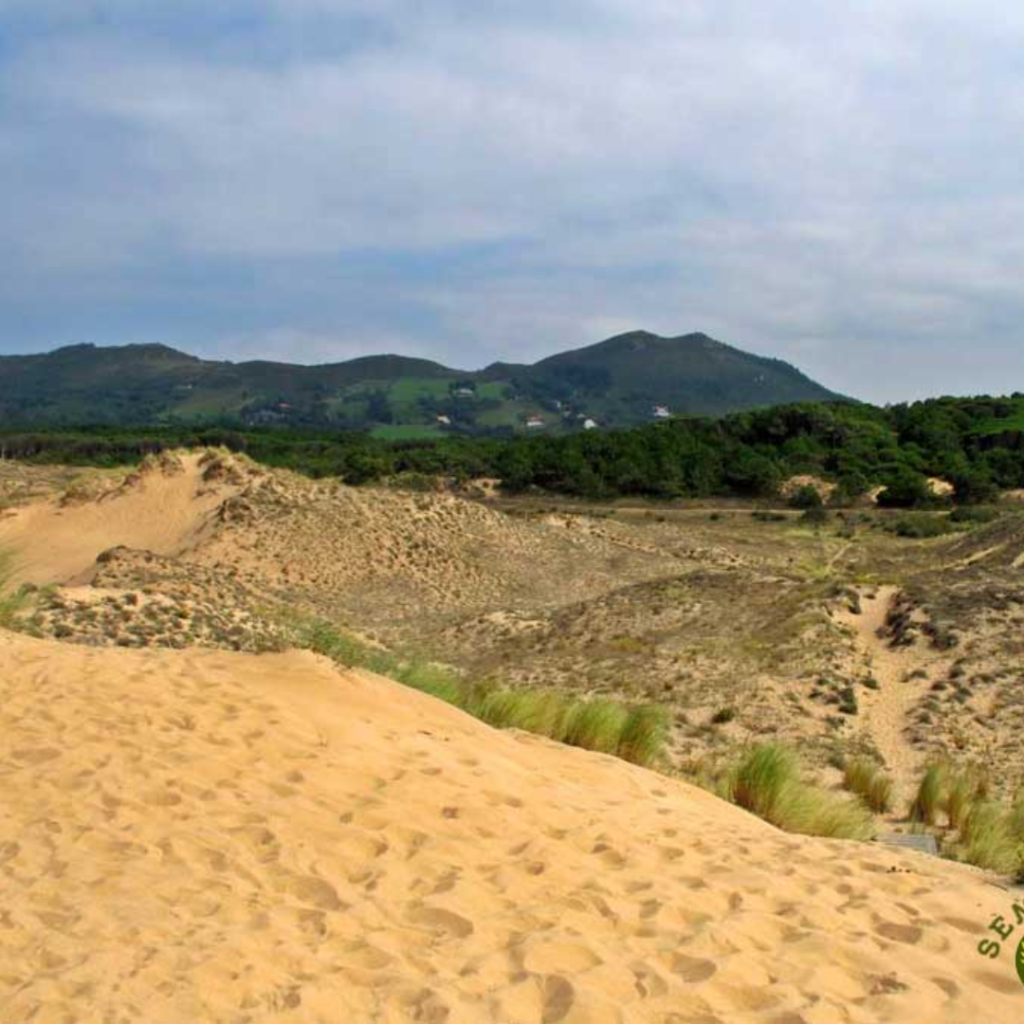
{"left": 839, "top": 587, "right": 947, "bottom": 806}
{"left": 1, "top": 631, "right": 1020, "bottom": 1022}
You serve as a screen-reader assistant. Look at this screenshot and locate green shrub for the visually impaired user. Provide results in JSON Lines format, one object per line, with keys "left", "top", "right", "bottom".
{"left": 752, "top": 511, "right": 787, "bottom": 523}
{"left": 710, "top": 707, "right": 736, "bottom": 725}
{"left": 877, "top": 470, "right": 935, "bottom": 509}
{"left": 884, "top": 516, "right": 955, "bottom": 539}
{"left": 801, "top": 505, "right": 829, "bottom": 526}
{"left": 788, "top": 485, "right": 824, "bottom": 511}
{"left": 837, "top": 685, "right": 859, "bottom": 716}
{"left": 950, "top": 469, "right": 999, "bottom": 506}
{"left": 949, "top": 506, "right": 1000, "bottom": 525}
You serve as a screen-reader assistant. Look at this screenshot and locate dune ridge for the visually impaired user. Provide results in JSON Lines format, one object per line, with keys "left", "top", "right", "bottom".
{"left": 0, "top": 452, "right": 251, "bottom": 586}
{"left": 0, "top": 631, "right": 1020, "bottom": 1022}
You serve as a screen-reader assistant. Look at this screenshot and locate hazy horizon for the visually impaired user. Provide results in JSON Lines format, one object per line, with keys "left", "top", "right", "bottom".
{"left": 3, "top": 2, "right": 1024, "bottom": 403}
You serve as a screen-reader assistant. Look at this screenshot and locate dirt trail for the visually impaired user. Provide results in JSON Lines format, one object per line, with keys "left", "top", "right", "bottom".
{"left": 839, "top": 586, "right": 946, "bottom": 806}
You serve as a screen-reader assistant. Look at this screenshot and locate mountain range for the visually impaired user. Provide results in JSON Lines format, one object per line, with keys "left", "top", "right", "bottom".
{"left": 0, "top": 331, "right": 844, "bottom": 434}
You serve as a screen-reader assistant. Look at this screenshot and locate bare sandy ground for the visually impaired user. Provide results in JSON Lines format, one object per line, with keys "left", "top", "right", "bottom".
{"left": 0, "top": 452, "right": 245, "bottom": 586}
{"left": 1, "top": 631, "right": 1020, "bottom": 1023}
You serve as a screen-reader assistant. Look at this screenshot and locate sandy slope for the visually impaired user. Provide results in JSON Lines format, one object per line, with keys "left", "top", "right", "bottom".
{"left": 0, "top": 453, "right": 245, "bottom": 587}
{"left": 1, "top": 632, "right": 1020, "bottom": 1023}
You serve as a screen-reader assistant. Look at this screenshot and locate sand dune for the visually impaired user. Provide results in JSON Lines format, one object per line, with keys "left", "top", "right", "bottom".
{"left": 1, "top": 630, "right": 1020, "bottom": 1022}
{"left": 0, "top": 452, "right": 248, "bottom": 587}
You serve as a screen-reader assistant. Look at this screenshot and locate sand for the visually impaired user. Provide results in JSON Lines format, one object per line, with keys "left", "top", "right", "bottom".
{"left": 0, "top": 452, "right": 246, "bottom": 587}
{"left": 1, "top": 631, "right": 1020, "bottom": 1023}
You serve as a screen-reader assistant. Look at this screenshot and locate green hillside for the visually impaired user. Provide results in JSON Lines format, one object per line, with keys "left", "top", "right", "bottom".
{"left": 0, "top": 332, "right": 844, "bottom": 432}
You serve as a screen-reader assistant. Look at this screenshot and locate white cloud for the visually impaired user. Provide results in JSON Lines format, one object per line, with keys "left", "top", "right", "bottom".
{"left": 3, "top": 2, "right": 1024, "bottom": 399}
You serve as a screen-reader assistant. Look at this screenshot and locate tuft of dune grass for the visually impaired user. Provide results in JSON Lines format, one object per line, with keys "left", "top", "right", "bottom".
{"left": 1012, "top": 792, "right": 1024, "bottom": 883}
{"left": 561, "top": 700, "right": 630, "bottom": 755}
{"left": 843, "top": 758, "right": 894, "bottom": 814}
{"left": 945, "top": 767, "right": 989, "bottom": 833}
{"left": 725, "top": 744, "right": 874, "bottom": 841}
{"left": 0, "top": 550, "right": 31, "bottom": 630}
{"left": 909, "top": 763, "right": 949, "bottom": 826}
{"left": 617, "top": 705, "right": 671, "bottom": 768}
{"left": 959, "top": 802, "right": 1020, "bottom": 874}
{"left": 1011, "top": 790, "right": 1024, "bottom": 839}
{"left": 471, "top": 689, "right": 567, "bottom": 737}
{"left": 730, "top": 744, "right": 797, "bottom": 822}
{"left": 906, "top": 763, "right": 1024, "bottom": 877}
{"left": 287, "top": 614, "right": 669, "bottom": 768}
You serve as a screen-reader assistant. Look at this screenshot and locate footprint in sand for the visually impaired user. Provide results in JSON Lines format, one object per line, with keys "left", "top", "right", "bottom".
{"left": 541, "top": 975, "right": 575, "bottom": 1024}
{"left": 524, "top": 942, "right": 602, "bottom": 974}
{"left": 295, "top": 908, "right": 328, "bottom": 940}
{"left": 590, "top": 842, "right": 627, "bottom": 869}
{"left": 12, "top": 747, "right": 61, "bottom": 764}
{"left": 340, "top": 941, "right": 394, "bottom": 970}
{"left": 286, "top": 874, "right": 343, "bottom": 911}
{"left": 232, "top": 826, "right": 281, "bottom": 864}
{"left": 631, "top": 962, "right": 669, "bottom": 999}
{"left": 406, "top": 903, "right": 475, "bottom": 939}
{"left": 874, "top": 920, "right": 923, "bottom": 945}
{"left": 665, "top": 953, "right": 718, "bottom": 983}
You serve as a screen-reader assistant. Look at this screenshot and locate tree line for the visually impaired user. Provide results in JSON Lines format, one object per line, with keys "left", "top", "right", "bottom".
{"left": 2, "top": 395, "right": 1024, "bottom": 506}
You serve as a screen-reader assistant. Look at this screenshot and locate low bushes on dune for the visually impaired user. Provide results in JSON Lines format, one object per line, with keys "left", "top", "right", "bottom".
{"left": 711, "top": 744, "right": 874, "bottom": 841}
{"left": 288, "top": 615, "right": 669, "bottom": 768}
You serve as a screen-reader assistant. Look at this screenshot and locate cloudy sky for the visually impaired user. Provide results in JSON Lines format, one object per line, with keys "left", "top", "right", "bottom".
{"left": 2, "top": 1, "right": 1023, "bottom": 402}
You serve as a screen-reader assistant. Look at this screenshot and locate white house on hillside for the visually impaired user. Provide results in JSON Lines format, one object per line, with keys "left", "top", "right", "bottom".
{"left": 652, "top": 405, "right": 671, "bottom": 419}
